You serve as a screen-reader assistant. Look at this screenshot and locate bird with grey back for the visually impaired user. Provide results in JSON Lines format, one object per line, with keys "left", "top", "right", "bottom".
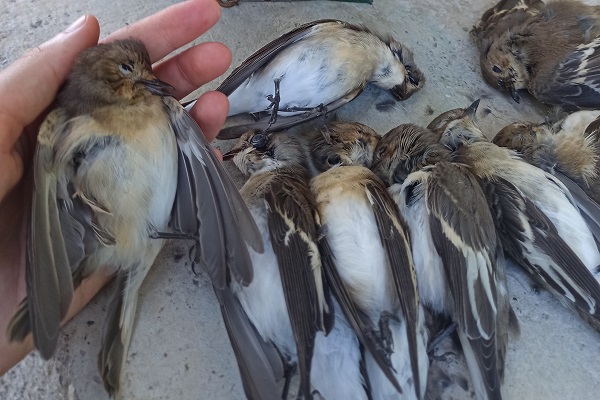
{"left": 435, "top": 100, "right": 600, "bottom": 334}
{"left": 309, "top": 149, "right": 428, "bottom": 400}
{"left": 371, "top": 123, "right": 517, "bottom": 400}
{"left": 190, "top": 19, "right": 424, "bottom": 139}
{"left": 5, "top": 39, "right": 263, "bottom": 398}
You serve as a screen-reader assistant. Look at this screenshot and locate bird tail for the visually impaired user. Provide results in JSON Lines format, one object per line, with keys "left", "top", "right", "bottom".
{"left": 458, "top": 330, "right": 503, "bottom": 400}
{"left": 365, "top": 314, "right": 428, "bottom": 400}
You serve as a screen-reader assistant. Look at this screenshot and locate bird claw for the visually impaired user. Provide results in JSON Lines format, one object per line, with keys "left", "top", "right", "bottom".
{"left": 266, "top": 78, "right": 282, "bottom": 129}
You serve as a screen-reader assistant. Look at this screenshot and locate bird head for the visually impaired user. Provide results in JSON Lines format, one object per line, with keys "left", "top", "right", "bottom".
{"left": 479, "top": 37, "right": 530, "bottom": 103}
{"left": 379, "top": 38, "right": 425, "bottom": 100}
{"left": 492, "top": 121, "right": 543, "bottom": 152}
{"left": 224, "top": 130, "right": 304, "bottom": 175}
{"left": 59, "top": 39, "right": 173, "bottom": 113}
{"left": 371, "top": 124, "right": 448, "bottom": 186}
{"left": 434, "top": 100, "right": 488, "bottom": 150}
{"left": 310, "top": 121, "right": 380, "bottom": 172}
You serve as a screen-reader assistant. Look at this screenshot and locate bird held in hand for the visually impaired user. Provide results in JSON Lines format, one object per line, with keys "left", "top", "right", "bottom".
{"left": 6, "top": 39, "right": 262, "bottom": 397}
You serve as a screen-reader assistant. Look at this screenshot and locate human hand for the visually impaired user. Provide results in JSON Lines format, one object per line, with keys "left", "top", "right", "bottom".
{"left": 0, "top": 0, "right": 231, "bottom": 374}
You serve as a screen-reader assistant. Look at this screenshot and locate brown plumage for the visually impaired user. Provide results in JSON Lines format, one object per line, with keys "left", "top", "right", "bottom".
{"left": 473, "top": 0, "right": 600, "bottom": 109}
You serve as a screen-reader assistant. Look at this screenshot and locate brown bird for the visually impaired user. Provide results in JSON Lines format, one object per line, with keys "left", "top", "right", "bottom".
{"left": 473, "top": 0, "right": 600, "bottom": 109}
{"left": 372, "top": 123, "right": 516, "bottom": 400}
{"left": 435, "top": 101, "right": 600, "bottom": 334}
{"left": 309, "top": 121, "right": 380, "bottom": 172}
{"left": 187, "top": 19, "right": 424, "bottom": 138}
{"left": 5, "top": 39, "right": 262, "bottom": 396}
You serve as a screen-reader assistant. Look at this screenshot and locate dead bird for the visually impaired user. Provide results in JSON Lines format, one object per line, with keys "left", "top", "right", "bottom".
{"left": 372, "top": 123, "right": 516, "bottom": 400}
{"left": 198, "top": 19, "right": 424, "bottom": 138}
{"left": 5, "top": 39, "right": 262, "bottom": 397}
{"left": 472, "top": 0, "right": 600, "bottom": 109}
{"left": 310, "top": 164, "right": 428, "bottom": 400}
{"left": 436, "top": 101, "right": 600, "bottom": 333}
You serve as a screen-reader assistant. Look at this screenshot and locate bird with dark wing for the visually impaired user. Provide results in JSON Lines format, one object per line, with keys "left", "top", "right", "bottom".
{"left": 435, "top": 100, "right": 600, "bottom": 333}
{"left": 310, "top": 164, "right": 428, "bottom": 400}
{"left": 5, "top": 39, "right": 262, "bottom": 397}
{"left": 473, "top": 0, "right": 600, "bottom": 109}
{"left": 187, "top": 19, "right": 424, "bottom": 139}
{"left": 371, "top": 123, "right": 516, "bottom": 400}
{"left": 225, "top": 130, "right": 412, "bottom": 399}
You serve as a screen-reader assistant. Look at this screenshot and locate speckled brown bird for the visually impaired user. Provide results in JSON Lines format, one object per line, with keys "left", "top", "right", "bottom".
{"left": 5, "top": 39, "right": 262, "bottom": 397}
{"left": 473, "top": 0, "right": 600, "bottom": 109}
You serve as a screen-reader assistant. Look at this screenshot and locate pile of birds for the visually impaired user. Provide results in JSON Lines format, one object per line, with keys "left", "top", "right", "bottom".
{"left": 8, "top": 1, "right": 600, "bottom": 399}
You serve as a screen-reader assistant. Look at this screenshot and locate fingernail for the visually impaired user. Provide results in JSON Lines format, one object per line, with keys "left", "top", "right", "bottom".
{"left": 64, "top": 15, "right": 87, "bottom": 33}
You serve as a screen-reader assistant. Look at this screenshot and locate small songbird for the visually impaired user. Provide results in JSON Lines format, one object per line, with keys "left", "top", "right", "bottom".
{"left": 492, "top": 111, "right": 600, "bottom": 205}
{"left": 371, "top": 123, "right": 516, "bottom": 400}
{"left": 207, "top": 19, "right": 424, "bottom": 138}
{"left": 472, "top": 0, "right": 600, "bottom": 109}
{"left": 309, "top": 121, "right": 380, "bottom": 172}
{"left": 310, "top": 163, "right": 428, "bottom": 400}
{"left": 435, "top": 101, "right": 600, "bottom": 333}
{"left": 227, "top": 130, "right": 410, "bottom": 399}
{"left": 5, "top": 39, "right": 262, "bottom": 396}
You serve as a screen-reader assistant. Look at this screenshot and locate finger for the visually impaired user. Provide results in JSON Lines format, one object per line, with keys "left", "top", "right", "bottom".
{"left": 103, "top": 0, "right": 221, "bottom": 63}
{"left": 0, "top": 15, "right": 100, "bottom": 149}
{"left": 189, "top": 91, "right": 229, "bottom": 142}
{"left": 153, "top": 42, "right": 231, "bottom": 100}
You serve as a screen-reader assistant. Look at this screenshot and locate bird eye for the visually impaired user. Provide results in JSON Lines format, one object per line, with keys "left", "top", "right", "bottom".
{"left": 250, "top": 134, "right": 268, "bottom": 149}
{"left": 492, "top": 65, "right": 502, "bottom": 73}
{"left": 119, "top": 63, "right": 133, "bottom": 75}
{"left": 408, "top": 74, "right": 419, "bottom": 86}
{"left": 326, "top": 154, "right": 341, "bottom": 165}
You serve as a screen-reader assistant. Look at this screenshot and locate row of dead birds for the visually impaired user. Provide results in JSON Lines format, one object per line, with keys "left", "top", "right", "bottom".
{"left": 217, "top": 104, "right": 600, "bottom": 400}
{"left": 9, "top": 0, "right": 600, "bottom": 399}
{"left": 205, "top": 1, "right": 600, "bottom": 399}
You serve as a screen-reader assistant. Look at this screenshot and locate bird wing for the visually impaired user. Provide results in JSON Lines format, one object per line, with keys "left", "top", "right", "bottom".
{"left": 264, "top": 167, "right": 334, "bottom": 399}
{"left": 216, "top": 87, "right": 363, "bottom": 139}
{"left": 164, "top": 97, "right": 263, "bottom": 288}
{"left": 363, "top": 176, "right": 423, "bottom": 399}
{"left": 482, "top": 175, "right": 600, "bottom": 332}
{"left": 6, "top": 109, "right": 100, "bottom": 359}
{"left": 552, "top": 171, "right": 600, "bottom": 245}
{"left": 213, "top": 287, "right": 283, "bottom": 400}
{"left": 537, "top": 37, "right": 600, "bottom": 109}
{"left": 216, "top": 19, "right": 344, "bottom": 96}
{"left": 426, "top": 162, "right": 502, "bottom": 400}
{"left": 316, "top": 223, "right": 404, "bottom": 395}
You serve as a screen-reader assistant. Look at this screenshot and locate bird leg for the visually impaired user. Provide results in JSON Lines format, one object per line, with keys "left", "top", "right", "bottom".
{"left": 148, "top": 225, "right": 198, "bottom": 241}
{"left": 266, "top": 78, "right": 282, "bottom": 129}
{"left": 379, "top": 311, "right": 400, "bottom": 354}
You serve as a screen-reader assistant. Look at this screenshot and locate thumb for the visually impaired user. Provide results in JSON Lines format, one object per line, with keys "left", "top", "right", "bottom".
{"left": 0, "top": 15, "right": 100, "bottom": 137}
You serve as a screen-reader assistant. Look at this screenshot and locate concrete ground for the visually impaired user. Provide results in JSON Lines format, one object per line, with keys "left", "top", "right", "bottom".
{"left": 1, "top": 0, "right": 600, "bottom": 399}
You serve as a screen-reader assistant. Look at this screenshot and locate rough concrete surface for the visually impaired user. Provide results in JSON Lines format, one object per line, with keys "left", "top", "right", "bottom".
{"left": 1, "top": 0, "right": 600, "bottom": 399}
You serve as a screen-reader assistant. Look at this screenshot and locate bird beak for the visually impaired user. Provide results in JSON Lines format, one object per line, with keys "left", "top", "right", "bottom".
{"left": 139, "top": 78, "right": 175, "bottom": 96}
{"left": 222, "top": 147, "right": 242, "bottom": 161}
{"left": 465, "top": 99, "right": 481, "bottom": 118}
{"left": 391, "top": 81, "right": 409, "bottom": 100}
{"left": 508, "top": 83, "right": 521, "bottom": 103}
